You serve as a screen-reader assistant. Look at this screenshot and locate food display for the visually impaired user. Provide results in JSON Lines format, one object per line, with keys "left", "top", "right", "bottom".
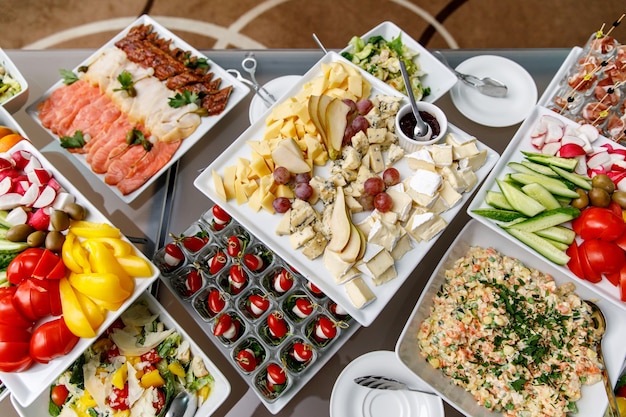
{"left": 10, "top": 293, "right": 230, "bottom": 417}
{"left": 418, "top": 246, "right": 602, "bottom": 416}
{"left": 155, "top": 205, "right": 360, "bottom": 414}
{"left": 340, "top": 21, "right": 456, "bottom": 104}
{"left": 397, "top": 220, "right": 626, "bottom": 417}
{"left": 0, "top": 140, "right": 159, "bottom": 408}
{"left": 195, "top": 51, "right": 497, "bottom": 326}
{"left": 26, "top": 15, "right": 249, "bottom": 203}
{"left": 0, "top": 62, "right": 22, "bottom": 106}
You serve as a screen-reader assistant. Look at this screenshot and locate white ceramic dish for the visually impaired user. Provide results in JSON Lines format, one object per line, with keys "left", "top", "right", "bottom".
{"left": 0, "top": 105, "right": 28, "bottom": 137}
{"left": 467, "top": 104, "right": 626, "bottom": 312}
{"left": 26, "top": 14, "right": 250, "bottom": 203}
{"left": 0, "top": 139, "right": 160, "bottom": 407}
{"left": 340, "top": 21, "right": 457, "bottom": 103}
{"left": 0, "top": 47, "right": 29, "bottom": 114}
{"left": 537, "top": 47, "right": 581, "bottom": 109}
{"left": 450, "top": 55, "right": 537, "bottom": 127}
{"left": 396, "top": 219, "right": 626, "bottom": 417}
{"left": 330, "top": 350, "right": 443, "bottom": 417}
{"left": 11, "top": 291, "right": 231, "bottom": 417}
{"left": 249, "top": 75, "right": 302, "bottom": 124}
{"left": 194, "top": 51, "right": 499, "bottom": 327}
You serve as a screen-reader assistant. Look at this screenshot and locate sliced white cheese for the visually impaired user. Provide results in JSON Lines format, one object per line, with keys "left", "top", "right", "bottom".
{"left": 408, "top": 169, "right": 442, "bottom": 197}
{"left": 345, "top": 277, "right": 376, "bottom": 308}
{"left": 405, "top": 148, "right": 436, "bottom": 171}
{"left": 391, "top": 234, "right": 413, "bottom": 261}
{"left": 371, "top": 264, "right": 398, "bottom": 286}
{"left": 276, "top": 209, "right": 292, "bottom": 235}
{"left": 365, "top": 249, "right": 395, "bottom": 279}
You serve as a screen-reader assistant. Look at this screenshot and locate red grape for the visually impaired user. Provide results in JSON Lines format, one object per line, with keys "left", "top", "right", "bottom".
{"left": 351, "top": 115, "right": 369, "bottom": 136}
{"left": 273, "top": 197, "right": 291, "bottom": 213}
{"left": 295, "top": 182, "right": 313, "bottom": 201}
{"left": 295, "top": 172, "right": 311, "bottom": 184}
{"left": 374, "top": 192, "right": 393, "bottom": 212}
{"left": 342, "top": 98, "right": 357, "bottom": 113}
{"left": 358, "top": 193, "right": 375, "bottom": 211}
{"left": 356, "top": 99, "right": 373, "bottom": 115}
{"left": 273, "top": 166, "right": 291, "bottom": 185}
{"left": 364, "top": 177, "right": 385, "bottom": 196}
{"left": 382, "top": 167, "right": 400, "bottom": 187}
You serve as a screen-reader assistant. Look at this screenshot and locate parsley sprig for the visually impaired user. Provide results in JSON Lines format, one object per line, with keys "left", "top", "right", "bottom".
{"left": 168, "top": 90, "right": 199, "bottom": 108}
{"left": 59, "top": 130, "right": 86, "bottom": 149}
{"left": 60, "top": 69, "right": 79, "bottom": 85}
{"left": 113, "top": 70, "right": 137, "bottom": 97}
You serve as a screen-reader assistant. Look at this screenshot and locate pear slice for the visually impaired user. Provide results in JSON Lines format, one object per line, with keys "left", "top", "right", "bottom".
{"left": 324, "top": 98, "right": 351, "bottom": 160}
{"left": 308, "top": 95, "right": 323, "bottom": 140}
{"left": 327, "top": 187, "right": 351, "bottom": 252}
{"left": 316, "top": 95, "right": 333, "bottom": 144}
{"left": 271, "top": 137, "right": 310, "bottom": 173}
{"left": 339, "top": 224, "right": 363, "bottom": 263}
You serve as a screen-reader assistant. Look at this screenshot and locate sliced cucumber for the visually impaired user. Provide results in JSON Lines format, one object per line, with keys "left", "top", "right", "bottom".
{"left": 471, "top": 208, "right": 528, "bottom": 222}
{"left": 550, "top": 165, "right": 592, "bottom": 190}
{"left": 0, "top": 239, "right": 29, "bottom": 253}
{"left": 509, "top": 172, "right": 580, "bottom": 198}
{"left": 502, "top": 227, "right": 571, "bottom": 265}
{"left": 535, "top": 225, "right": 576, "bottom": 244}
{"left": 521, "top": 151, "right": 578, "bottom": 171}
{"left": 0, "top": 211, "right": 11, "bottom": 229}
{"left": 521, "top": 183, "right": 561, "bottom": 210}
{"left": 520, "top": 160, "right": 560, "bottom": 177}
{"left": 545, "top": 238, "right": 570, "bottom": 251}
{"left": 505, "top": 207, "right": 580, "bottom": 233}
{"left": 496, "top": 179, "right": 546, "bottom": 217}
{"left": 485, "top": 190, "right": 515, "bottom": 210}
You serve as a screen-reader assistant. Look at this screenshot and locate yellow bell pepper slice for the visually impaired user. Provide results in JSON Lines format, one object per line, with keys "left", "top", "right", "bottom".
{"left": 62, "top": 232, "right": 83, "bottom": 274}
{"left": 117, "top": 255, "right": 153, "bottom": 277}
{"left": 84, "top": 240, "right": 134, "bottom": 294}
{"left": 70, "top": 221, "right": 121, "bottom": 239}
{"left": 74, "top": 290, "right": 106, "bottom": 331}
{"left": 167, "top": 361, "right": 186, "bottom": 378}
{"left": 140, "top": 369, "right": 165, "bottom": 388}
{"left": 90, "top": 297, "right": 125, "bottom": 312}
{"left": 59, "top": 277, "right": 96, "bottom": 339}
{"left": 84, "top": 237, "right": 133, "bottom": 257}
{"left": 111, "top": 363, "right": 128, "bottom": 390}
{"left": 69, "top": 272, "right": 131, "bottom": 304}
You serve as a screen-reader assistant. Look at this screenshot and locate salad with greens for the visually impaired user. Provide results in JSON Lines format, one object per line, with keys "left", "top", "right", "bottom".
{"left": 342, "top": 34, "right": 430, "bottom": 101}
{"left": 47, "top": 300, "right": 214, "bottom": 417}
{"left": 0, "top": 63, "right": 21, "bottom": 105}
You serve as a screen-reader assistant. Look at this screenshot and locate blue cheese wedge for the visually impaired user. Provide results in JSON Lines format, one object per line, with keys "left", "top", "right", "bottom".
{"left": 290, "top": 225, "right": 316, "bottom": 249}
{"left": 385, "top": 143, "right": 405, "bottom": 166}
{"left": 276, "top": 209, "right": 292, "bottom": 235}
{"left": 302, "top": 232, "right": 327, "bottom": 260}
{"left": 290, "top": 199, "right": 317, "bottom": 229}
{"left": 345, "top": 277, "right": 376, "bottom": 308}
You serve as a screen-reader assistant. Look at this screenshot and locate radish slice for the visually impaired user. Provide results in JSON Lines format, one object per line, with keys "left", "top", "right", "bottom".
{"left": 6, "top": 206, "right": 28, "bottom": 225}
{"left": 52, "top": 191, "right": 75, "bottom": 210}
{"left": 0, "top": 176, "right": 12, "bottom": 195}
{"left": 33, "top": 185, "right": 56, "bottom": 208}
{"left": 11, "top": 150, "right": 32, "bottom": 170}
{"left": 0, "top": 193, "right": 24, "bottom": 210}
{"left": 28, "top": 207, "right": 51, "bottom": 231}
{"left": 558, "top": 143, "right": 586, "bottom": 157}
{"left": 541, "top": 142, "right": 561, "bottom": 156}
{"left": 20, "top": 184, "right": 39, "bottom": 206}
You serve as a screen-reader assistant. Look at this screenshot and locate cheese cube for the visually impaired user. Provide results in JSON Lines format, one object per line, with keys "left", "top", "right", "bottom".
{"left": 405, "top": 148, "right": 436, "bottom": 171}
{"left": 408, "top": 169, "right": 442, "bottom": 196}
{"left": 390, "top": 234, "right": 413, "bottom": 261}
{"left": 289, "top": 225, "right": 315, "bottom": 249}
{"left": 371, "top": 264, "right": 397, "bottom": 286}
{"left": 345, "top": 277, "right": 375, "bottom": 309}
{"left": 365, "top": 249, "right": 395, "bottom": 278}
{"left": 430, "top": 144, "right": 453, "bottom": 167}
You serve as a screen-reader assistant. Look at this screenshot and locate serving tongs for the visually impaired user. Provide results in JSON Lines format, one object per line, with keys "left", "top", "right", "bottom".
{"left": 354, "top": 375, "right": 438, "bottom": 396}
{"left": 433, "top": 51, "right": 508, "bottom": 98}
{"left": 227, "top": 53, "right": 276, "bottom": 108}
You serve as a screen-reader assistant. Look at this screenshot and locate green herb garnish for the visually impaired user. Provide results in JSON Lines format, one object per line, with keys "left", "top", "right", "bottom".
{"left": 60, "top": 69, "right": 79, "bottom": 85}
{"left": 59, "top": 130, "right": 86, "bottom": 149}
{"left": 113, "top": 70, "right": 137, "bottom": 97}
{"left": 168, "top": 90, "right": 200, "bottom": 108}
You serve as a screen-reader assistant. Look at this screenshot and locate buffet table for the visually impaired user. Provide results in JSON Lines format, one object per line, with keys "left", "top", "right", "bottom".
{"left": 0, "top": 48, "right": 570, "bottom": 417}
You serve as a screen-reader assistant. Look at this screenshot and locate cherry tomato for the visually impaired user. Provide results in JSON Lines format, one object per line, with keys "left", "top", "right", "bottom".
{"left": 153, "top": 388, "right": 166, "bottom": 414}
{"left": 267, "top": 311, "right": 288, "bottom": 339}
{"left": 213, "top": 314, "right": 240, "bottom": 340}
{"left": 30, "top": 317, "right": 80, "bottom": 364}
{"left": 291, "top": 342, "right": 313, "bottom": 362}
{"left": 50, "top": 384, "right": 70, "bottom": 407}
{"left": 243, "top": 253, "right": 264, "bottom": 271}
{"left": 207, "top": 289, "right": 226, "bottom": 314}
{"left": 314, "top": 316, "right": 337, "bottom": 341}
{"left": 182, "top": 232, "right": 208, "bottom": 252}
{"left": 212, "top": 205, "right": 231, "bottom": 225}
{"left": 228, "top": 264, "right": 247, "bottom": 295}
{"left": 208, "top": 251, "right": 227, "bottom": 275}
{"left": 140, "top": 348, "right": 161, "bottom": 364}
{"left": 247, "top": 294, "right": 269, "bottom": 318}
{"left": 227, "top": 236, "right": 244, "bottom": 257}
{"left": 163, "top": 243, "right": 184, "bottom": 268}
{"left": 266, "top": 363, "right": 286, "bottom": 392}
{"left": 273, "top": 269, "right": 293, "bottom": 293}
{"left": 236, "top": 348, "right": 257, "bottom": 372}
{"left": 107, "top": 383, "right": 130, "bottom": 411}
{"left": 293, "top": 298, "right": 313, "bottom": 318}
{"left": 186, "top": 268, "right": 202, "bottom": 296}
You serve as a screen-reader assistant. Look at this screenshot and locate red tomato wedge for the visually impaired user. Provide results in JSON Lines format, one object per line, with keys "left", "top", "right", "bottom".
{"left": 580, "top": 239, "right": 626, "bottom": 275}
{"left": 566, "top": 242, "right": 585, "bottom": 280}
{"left": 573, "top": 207, "right": 626, "bottom": 241}
{"left": 30, "top": 317, "right": 79, "bottom": 364}
{"left": 577, "top": 242, "right": 604, "bottom": 283}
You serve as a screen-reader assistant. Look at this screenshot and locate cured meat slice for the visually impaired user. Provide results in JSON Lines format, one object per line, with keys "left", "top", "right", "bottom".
{"left": 116, "top": 140, "right": 181, "bottom": 195}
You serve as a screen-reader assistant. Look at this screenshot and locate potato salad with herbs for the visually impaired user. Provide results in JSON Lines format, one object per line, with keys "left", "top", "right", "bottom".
{"left": 48, "top": 300, "right": 214, "bottom": 417}
{"left": 418, "top": 246, "right": 603, "bottom": 417}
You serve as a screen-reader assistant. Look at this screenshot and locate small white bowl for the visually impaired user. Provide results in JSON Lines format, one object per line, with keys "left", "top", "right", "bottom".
{"left": 395, "top": 102, "right": 448, "bottom": 152}
{"left": 0, "top": 47, "right": 28, "bottom": 114}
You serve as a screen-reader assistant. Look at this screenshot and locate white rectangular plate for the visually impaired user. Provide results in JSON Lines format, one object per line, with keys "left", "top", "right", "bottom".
{"left": 194, "top": 51, "right": 498, "bottom": 326}
{"left": 467, "top": 104, "right": 626, "bottom": 312}
{"left": 0, "top": 140, "right": 160, "bottom": 407}
{"left": 340, "top": 21, "right": 457, "bottom": 103}
{"left": 396, "top": 219, "right": 626, "bottom": 417}
{"left": 26, "top": 14, "right": 249, "bottom": 203}
{"left": 11, "top": 292, "right": 231, "bottom": 417}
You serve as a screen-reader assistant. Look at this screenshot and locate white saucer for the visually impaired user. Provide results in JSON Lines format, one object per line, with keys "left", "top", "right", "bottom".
{"left": 248, "top": 75, "right": 303, "bottom": 124}
{"left": 450, "top": 55, "right": 537, "bottom": 127}
{"left": 329, "top": 350, "right": 444, "bottom": 417}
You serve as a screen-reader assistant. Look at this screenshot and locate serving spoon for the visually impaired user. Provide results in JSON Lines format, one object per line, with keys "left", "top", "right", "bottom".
{"left": 399, "top": 60, "right": 432, "bottom": 140}
{"left": 164, "top": 390, "right": 197, "bottom": 417}
{"left": 433, "top": 51, "right": 508, "bottom": 98}
{"left": 586, "top": 300, "right": 621, "bottom": 417}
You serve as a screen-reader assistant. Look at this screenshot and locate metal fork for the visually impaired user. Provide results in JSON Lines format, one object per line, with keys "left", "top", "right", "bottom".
{"left": 354, "top": 375, "right": 438, "bottom": 396}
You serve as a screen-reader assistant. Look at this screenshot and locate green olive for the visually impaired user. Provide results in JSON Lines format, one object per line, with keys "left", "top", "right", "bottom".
{"left": 6, "top": 224, "right": 36, "bottom": 242}
{"left": 591, "top": 174, "right": 616, "bottom": 194}
{"left": 45, "top": 231, "right": 65, "bottom": 253}
{"left": 571, "top": 188, "right": 589, "bottom": 209}
{"left": 612, "top": 190, "right": 626, "bottom": 209}
{"left": 50, "top": 209, "right": 70, "bottom": 231}
{"left": 588, "top": 187, "right": 611, "bottom": 207}
{"left": 27, "top": 230, "right": 46, "bottom": 248}
{"left": 63, "top": 202, "right": 86, "bottom": 221}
